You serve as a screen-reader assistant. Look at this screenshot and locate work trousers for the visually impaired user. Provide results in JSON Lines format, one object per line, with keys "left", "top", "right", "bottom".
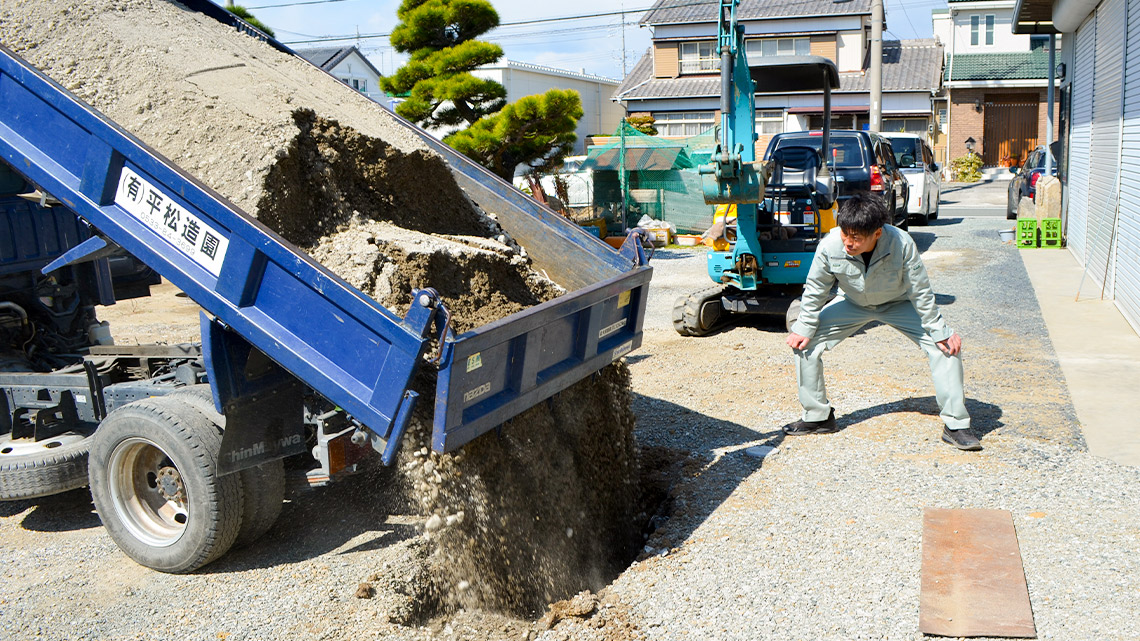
{"left": 795, "top": 297, "right": 971, "bottom": 430}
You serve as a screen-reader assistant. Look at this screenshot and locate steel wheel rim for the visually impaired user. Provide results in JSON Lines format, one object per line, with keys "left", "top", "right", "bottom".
{"left": 107, "top": 437, "right": 187, "bottom": 548}
{"left": 0, "top": 430, "right": 88, "bottom": 457}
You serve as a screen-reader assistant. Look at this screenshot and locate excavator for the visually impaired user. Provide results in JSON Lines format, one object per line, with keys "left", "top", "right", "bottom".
{"left": 673, "top": 0, "right": 841, "bottom": 336}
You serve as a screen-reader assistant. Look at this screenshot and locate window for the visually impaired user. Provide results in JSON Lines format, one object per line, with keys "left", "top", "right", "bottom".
{"left": 883, "top": 118, "right": 928, "bottom": 134}
{"left": 938, "top": 108, "right": 947, "bottom": 133}
{"left": 653, "top": 111, "right": 716, "bottom": 137}
{"left": 745, "top": 37, "right": 811, "bottom": 59}
{"left": 679, "top": 41, "right": 719, "bottom": 74}
{"left": 1030, "top": 35, "right": 1051, "bottom": 51}
{"left": 755, "top": 110, "right": 784, "bottom": 134}
{"left": 970, "top": 15, "right": 979, "bottom": 46}
{"left": 986, "top": 15, "right": 995, "bottom": 46}
{"left": 889, "top": 138, "right": 920, "bottom": 168}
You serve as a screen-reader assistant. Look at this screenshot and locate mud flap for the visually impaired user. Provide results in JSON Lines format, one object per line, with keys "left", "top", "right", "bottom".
{"left": 202, "top": 315, "right": 306, "bottom": 476}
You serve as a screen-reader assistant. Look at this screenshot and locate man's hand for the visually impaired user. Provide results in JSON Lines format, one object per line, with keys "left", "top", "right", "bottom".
{"left": 786, "top": 332, "right": 811, "bottom": 350}
{"left": 937, "top": 332, "right": 963, "bottom": 356}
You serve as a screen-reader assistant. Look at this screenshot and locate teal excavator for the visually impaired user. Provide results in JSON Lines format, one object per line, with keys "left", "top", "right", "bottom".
{"left": 673, "top": 0, "right": 841, "bottom": 335}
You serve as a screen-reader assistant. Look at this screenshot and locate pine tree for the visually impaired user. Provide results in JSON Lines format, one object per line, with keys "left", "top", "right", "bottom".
{"left": 225, "top": 5, "right": 275, "bottom": 37}
{"left": 383, "top": 0, "right": 584, "bottom": 181}
{"left": 445, "top": 89, "right": 583, "bottom": 182}
{"left": 381, "top": 0, "right": 507, "bottom": 129}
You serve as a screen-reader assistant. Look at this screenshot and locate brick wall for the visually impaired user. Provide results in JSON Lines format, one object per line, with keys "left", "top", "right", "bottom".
{"left": 947, "top": 87, "right": 1060, "bottom": 163}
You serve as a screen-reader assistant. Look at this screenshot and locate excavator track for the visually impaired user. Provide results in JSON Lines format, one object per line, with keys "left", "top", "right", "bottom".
{"left": 672, "top": 285, "right": 728, "bottom": 336}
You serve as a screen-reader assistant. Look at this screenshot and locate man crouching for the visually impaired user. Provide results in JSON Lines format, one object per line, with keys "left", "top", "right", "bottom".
{"left": 784, "top": 191, "right": 981, "bottom": 451}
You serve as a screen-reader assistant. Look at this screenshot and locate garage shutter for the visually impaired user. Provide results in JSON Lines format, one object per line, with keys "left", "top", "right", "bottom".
{"left": 1066, "top": 13, "right": 1096, "bottom": 264}
{"left": 1117, "top": 0, "right": 1140, "bottom": 328}
{"left": 1084, "top": 0, "right": 1127, "bottom": 292}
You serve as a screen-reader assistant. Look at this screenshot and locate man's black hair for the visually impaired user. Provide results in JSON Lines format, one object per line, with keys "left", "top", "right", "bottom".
{"left": 836, "top": 191, "right": 890, "bottom": 235}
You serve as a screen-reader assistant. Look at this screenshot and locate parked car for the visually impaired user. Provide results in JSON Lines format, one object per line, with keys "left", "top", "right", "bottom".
{"left": 764, "top": 130, "right": 909, "bottom": 229}
{"left": 1007, "top": 141, "right": 1061, "bottom": 219}
{"left": 882, "top": 132, "right": 940, "bottom": 225}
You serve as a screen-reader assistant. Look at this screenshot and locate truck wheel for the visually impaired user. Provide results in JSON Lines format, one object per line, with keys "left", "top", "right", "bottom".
{"left": 166, "top": 386, "right": 285, "bottom": 548}
{"left": 88, "top": 396, "right": 243, "bottom": 573}
{"left": 0, "top": 428, "right": 91, "bottom": 500}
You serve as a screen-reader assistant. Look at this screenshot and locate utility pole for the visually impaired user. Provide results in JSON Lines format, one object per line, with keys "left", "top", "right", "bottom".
{"left": 621, "top": 0, "right": 628, "bottom": 76}
{"left": 869, "top": 0, "right": 882, "bottom": 131}
{"left": 834, "top": 0, "right": 882, "bottom": 130}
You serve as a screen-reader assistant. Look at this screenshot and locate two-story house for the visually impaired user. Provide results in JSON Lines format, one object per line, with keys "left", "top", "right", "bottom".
{"left": 471, "top": 61, "right": 625, "bottom": 156}
{"left": 934, "top": 0, "right": 1060, "bottom": 168}
{"left": 614, "top": 0, "right": 944, "bottom": 155}
{"left": 294, "top": 46, "right": 387, "bottom": 105}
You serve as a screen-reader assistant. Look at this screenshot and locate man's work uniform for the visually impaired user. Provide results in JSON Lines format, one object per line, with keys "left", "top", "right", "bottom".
{"left": 789, "top": 225, "right": 971, "bottom": 430}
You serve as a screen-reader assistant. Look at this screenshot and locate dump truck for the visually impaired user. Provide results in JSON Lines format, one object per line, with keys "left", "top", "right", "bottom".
{"left": 0, "top": 3, "right": 651, "bottom": 573}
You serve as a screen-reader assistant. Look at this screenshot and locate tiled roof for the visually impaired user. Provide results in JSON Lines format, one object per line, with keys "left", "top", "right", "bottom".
{"left": 615, "top": 39, "right": 943, "bottom": 100}
{"left": 294, "top": 46, "right": 353, "bottom": 71}
{"left": 945, "top": 51, "right": 1051, "bottom": 81}
{"left": 640, "top": 0, "right": 871, "bottom": 26}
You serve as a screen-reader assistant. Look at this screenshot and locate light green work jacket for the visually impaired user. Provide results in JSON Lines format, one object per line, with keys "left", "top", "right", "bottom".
{"left": 790, "top": 224, "right": 953, "bottom": 342}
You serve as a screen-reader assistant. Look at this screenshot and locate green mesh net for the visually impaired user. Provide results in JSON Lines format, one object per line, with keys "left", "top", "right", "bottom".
{"left": 569, "top": 122, "right": 719, "bottom": 236}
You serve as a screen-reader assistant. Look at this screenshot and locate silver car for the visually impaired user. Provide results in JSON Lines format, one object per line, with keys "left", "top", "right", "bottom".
{"left": 883, "top": 133, "right": 941, "bottom": 225}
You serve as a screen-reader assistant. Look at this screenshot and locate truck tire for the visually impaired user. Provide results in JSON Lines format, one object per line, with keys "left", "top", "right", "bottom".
{"left": 0, "top": 429, "right": 91, "bottom": 500}
{"left": 166, "top": 386, "right": 285, "bottom": 548}
{"left": 672, "top": 286, "right": 726, "bottom": 337}
{"left": 88, "top": 396, "right": 243, "bottom": 573}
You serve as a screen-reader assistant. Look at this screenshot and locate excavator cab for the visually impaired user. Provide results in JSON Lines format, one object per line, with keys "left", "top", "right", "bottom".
{"left": 674, "top": 42, "right": 842, "bottom": 336}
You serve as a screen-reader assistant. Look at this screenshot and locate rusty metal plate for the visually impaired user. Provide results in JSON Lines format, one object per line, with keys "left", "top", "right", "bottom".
{"left": 920, "top": 508, "right": 1037, "bottom": 638}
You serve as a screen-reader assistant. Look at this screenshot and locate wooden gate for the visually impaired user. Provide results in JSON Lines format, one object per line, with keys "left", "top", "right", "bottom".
{"left": 982, "top": 94, "right": 1039, "bottom": 166}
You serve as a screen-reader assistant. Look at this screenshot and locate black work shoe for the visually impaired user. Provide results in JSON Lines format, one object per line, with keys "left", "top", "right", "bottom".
{"left": 784, "top": 409, "right": 838, "bottom": 436}
{"left": 942, "top": 427, "right": 982, "bottom": 451}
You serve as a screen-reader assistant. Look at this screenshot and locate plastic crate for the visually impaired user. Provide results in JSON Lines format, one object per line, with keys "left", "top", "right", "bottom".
{"left": 1016, "top": 218, "right": 1039, "bottom": 249}
{"left": 1040, "top": 217, "right": 1062, "bottom": 248}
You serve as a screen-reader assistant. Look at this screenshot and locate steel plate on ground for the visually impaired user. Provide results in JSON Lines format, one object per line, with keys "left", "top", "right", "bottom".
{"left": 920, "top": 508, "right": 1036, "bottom": 638}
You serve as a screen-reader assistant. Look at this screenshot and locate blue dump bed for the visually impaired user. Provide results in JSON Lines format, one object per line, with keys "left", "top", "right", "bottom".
{"left": 0, "top": 43, "right": 651, "bottom": 459}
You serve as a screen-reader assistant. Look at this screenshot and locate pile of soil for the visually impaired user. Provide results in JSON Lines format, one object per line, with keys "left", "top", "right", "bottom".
{"left": 0, "top": 0, "right": 641, "bottom": 621}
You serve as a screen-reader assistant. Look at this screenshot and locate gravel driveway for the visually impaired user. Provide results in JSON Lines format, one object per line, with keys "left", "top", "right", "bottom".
{"left": 4, "top": 216, "right": 1139, "bottom": 640}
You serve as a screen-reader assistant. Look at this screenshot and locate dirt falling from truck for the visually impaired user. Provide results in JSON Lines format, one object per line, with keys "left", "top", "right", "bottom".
{"left": 0, "top": 0, "right": 643, "bottom": 621}
{"left": 264, "top": 114, "right": 643, "bottom": 617}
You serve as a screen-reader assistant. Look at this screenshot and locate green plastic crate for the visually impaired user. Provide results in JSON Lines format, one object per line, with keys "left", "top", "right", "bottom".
{"left": 1017, "top": 218, "right": 1039, "bottom": 248}
{"left": 1040, "top": 217, "right": 1062, "bottom": 248}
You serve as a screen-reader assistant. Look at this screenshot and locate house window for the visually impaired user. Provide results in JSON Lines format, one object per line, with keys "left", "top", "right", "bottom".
{"left": 882, "top": 118, "right": 928, "bottom": 134}
{"left": 938, "top": 108, "right": 947, "bottom": 133}
{"left": 745, "top": 37, "right": 811, "bottom": 59}
{"left": 755, "top": 109, "right": 784, "bottom": 134}
{"left": 970, "top": 15, "right": 995, "bottom": 46}
{"left": 1030, "top": 35, "right": 1051, "bottom": 51}
{"left": 679, "top": 42, "right": 719, "bottom": 74}
{"left": 653, "top": 111, "right": 716, "bottom": 137}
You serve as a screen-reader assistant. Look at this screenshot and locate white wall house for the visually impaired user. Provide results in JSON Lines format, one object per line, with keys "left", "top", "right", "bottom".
{"left": 934, "top": 1, "right": 1059, "bottom": 167}
{"left": 471, "top": 61, "right": 625, "bottom": 155}
{"left": 294, "top": 46, "right": 387, "bottom": 104}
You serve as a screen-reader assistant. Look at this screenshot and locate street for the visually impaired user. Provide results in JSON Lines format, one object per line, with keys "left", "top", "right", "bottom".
{"left": 938, "top": 178, "right": 1011, "bottom": 218}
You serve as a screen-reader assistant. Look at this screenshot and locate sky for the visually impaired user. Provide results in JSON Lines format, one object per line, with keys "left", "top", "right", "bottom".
{"left": 241, "top": 0, "right": 947, "bottom": 82}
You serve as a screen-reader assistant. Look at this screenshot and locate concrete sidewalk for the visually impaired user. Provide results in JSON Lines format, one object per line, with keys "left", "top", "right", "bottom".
{"left": 1021, "top": 247, "right": 1140, "bottom": 466}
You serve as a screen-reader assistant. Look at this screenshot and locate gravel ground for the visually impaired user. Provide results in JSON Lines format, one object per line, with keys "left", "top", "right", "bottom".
{"left": 4, "top": 216, "right": 1139, "bottom": 640}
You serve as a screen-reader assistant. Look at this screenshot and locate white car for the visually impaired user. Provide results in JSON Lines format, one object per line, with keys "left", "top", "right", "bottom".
{"left": 882, "top": 133, "right": 940, "bottom": 225}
